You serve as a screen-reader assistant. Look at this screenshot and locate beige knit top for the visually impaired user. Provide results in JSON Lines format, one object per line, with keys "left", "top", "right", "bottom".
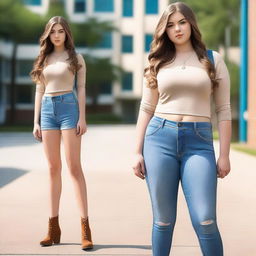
{"left": 36, "top": 52, "right": 86, "bottom": 94}
{"left": 140, "top": 51, "right": 232, "bottom": 123}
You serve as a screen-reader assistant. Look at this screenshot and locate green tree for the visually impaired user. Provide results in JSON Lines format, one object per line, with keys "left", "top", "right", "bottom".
{"left": 46, "top": 0, "right": 67, "bottom": 18}
{"left": 46, "top": 0, "right": 119, "bottom": 108}
{"left": 0, "top": 0, "right": 120, "bottom": 124}
{"left": 85, "top": 56, "right": 122, "bottom": 109}
{"left": 46, "top": 0, "right": 116, "bottom": 47}
{"left": 72, "top": 17, "right": 115, "bottom": 47}
{"left": 169, "top": 0, "right": 240, "bottom": 49}
{"left": 0, "top": 0, "right": 45, "bottom": 124}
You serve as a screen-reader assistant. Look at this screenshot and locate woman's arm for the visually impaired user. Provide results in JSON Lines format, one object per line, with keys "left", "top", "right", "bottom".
{"left": 33, "top": 89, "right": 44, "bottom": 141}
{"left": 133, "top": 110, "right": 153, "bottom": 179}
{"left": 77, "top": 86, "right": 86, "bottom": 122}
{"left": 217, "top": 120, "right": 232, "bottom": 178}
{"left": 213, "top": 51, "right": 232, "bottom": 178}
{"left": 135, "top": 111, "right": 153, "bottom": 154}
{"left": 76, "top": 54, "right": 87, "bottom": 136}
{"left": 133, "top": 78, "right": 159, "bottom": 179}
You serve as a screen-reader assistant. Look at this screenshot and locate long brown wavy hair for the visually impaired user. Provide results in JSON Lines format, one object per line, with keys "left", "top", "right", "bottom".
{"left": 145, "top": 2, "right": 218, "bottom": 89}
{"left": 30, "top": 16, "right": 81, "bottom": 84}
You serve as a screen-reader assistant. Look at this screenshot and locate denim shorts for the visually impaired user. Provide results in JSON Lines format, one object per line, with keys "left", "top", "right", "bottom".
{"left": 40, "top": 92, "right": 79, "bottom": 131}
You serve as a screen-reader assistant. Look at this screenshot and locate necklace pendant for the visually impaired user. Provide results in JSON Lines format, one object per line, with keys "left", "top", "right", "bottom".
{"left": 181, "top": 65, "right": 186, "bottom": 69}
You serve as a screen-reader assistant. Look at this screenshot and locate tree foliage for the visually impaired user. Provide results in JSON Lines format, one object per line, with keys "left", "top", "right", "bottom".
{"left": 0, "top": 0, "right": 120, "bottom": 123}
{"left": 72, "top": 18, "right": 116, "bottom": 47}
{"left": 169, "top": 0, "right": 240, "bottom": 49}
{"left": 85, "top": 55, "right": 122, "bottom": 106}
{"left": 0, "top": 0, "right": 45, "bottom": 43}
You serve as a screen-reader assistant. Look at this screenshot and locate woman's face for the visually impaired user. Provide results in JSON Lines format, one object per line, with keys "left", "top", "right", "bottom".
{"left": 49, "top": 23, "right": 66, "bottom": 47}
{"left": 165, "top": 11, "right": 191, "bottom": 46}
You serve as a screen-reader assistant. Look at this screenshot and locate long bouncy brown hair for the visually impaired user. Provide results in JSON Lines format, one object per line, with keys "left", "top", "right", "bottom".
{"left": 30, "top": 16, "right": 81, "bottom": 84}
{"left": 145, "top": 2, "right": 218, "bottom": 89}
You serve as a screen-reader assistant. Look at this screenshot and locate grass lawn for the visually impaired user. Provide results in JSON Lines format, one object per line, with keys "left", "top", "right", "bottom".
{"left": 1, "top": 125, "right": 256, "bottom": 157}
{"left": 0, "top": 125, "right": 32, "bottom": 132}
{"left": 212, "top": 130, "right": 256, "bottom": 157}
{"left": 0, "top": 113, "right": 124, "bottom": 132}
{"left": 231, "top": 143, "right": 256, "bottom": 157}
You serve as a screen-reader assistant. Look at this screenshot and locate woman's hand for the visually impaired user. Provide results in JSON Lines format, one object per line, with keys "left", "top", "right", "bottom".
{"left": 33, "top": 123, "right": 42, "bottom": 142}
{"left": 76, "top": 119, "right": 87, "bottom": 136}
{"left": 217, "top": 156, "right": 231, "bottom": 178}
{"left": 132, "top": 153, "right": 146, "bottom": 180}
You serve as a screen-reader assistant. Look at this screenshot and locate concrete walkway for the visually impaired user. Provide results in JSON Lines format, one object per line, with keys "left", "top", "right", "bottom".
{"left": 0, "top": 125, "right": 256, "bottom": 256}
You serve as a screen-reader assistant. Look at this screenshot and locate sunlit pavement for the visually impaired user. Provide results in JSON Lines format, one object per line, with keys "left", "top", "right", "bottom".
{"left": 0, "top": 125, "right": 256, "bottom": 256}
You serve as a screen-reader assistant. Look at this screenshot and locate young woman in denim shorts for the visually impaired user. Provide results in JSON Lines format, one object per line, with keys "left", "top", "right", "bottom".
{"left": 30, "top": 16, "right": 92, "bottom": 250}
{"left": 133, "top": 2, "right": 232, "bottom": 256}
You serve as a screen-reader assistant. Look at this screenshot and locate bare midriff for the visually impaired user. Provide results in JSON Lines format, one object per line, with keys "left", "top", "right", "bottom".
{"left": 44, "top": 90, "right": 73, "bottom": 97}
{"left": 154, "top": 113, "right": 211, "bottom": 122}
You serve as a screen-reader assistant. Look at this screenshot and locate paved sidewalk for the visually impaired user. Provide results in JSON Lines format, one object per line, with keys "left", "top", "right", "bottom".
{"left": 0, "top": 125, "right": 256, "bottom": 256}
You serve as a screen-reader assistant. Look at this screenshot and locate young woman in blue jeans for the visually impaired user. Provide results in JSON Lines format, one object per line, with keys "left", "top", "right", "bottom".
{"left": 133, "top": 2, "right": 232, "bottom": 256}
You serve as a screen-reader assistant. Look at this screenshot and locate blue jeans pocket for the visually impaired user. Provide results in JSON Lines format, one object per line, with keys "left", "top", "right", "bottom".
{"left": 195, "top": 128, "right": 213, "bottom": 142}
{"left": 146, "top": 122, "right": 162, "bottom": 137}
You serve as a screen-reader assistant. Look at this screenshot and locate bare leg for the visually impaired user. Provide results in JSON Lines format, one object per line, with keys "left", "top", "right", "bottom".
{"left": 42, "top": 130, "right": 62, "bottom": 217}
{"left": 62, "top": 129, "right": 88, "bottom": 218}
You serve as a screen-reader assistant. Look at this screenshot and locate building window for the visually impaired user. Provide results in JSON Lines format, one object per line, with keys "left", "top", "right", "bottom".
{"left": 74, "top": 0, "right": 86, "bottom": 13}
{"left": 23, "top": 0, "right": 41, "bottom": 5}
{"left": 145, "top": 34, "right": 153, "bottom": 52}
{"left": 94, "top": 0, "right": 114, "bottom": 12}
{"left": 3, "top": 60, "right": 11, "bottom": 79}
{"left": 17, "top": 85, "right": 33, "bottom": 103}
{"left": 122, "top": 0, "right": 133, "bottom": 17}
{"left": 122, "top": 72, "right": 133, "bottom": 91}
{"left": 0, "top": 59, "right": 2, "bottom": 101}
{"left": 100, "top": 82, "right": 112, "bottom": 94}
{"left": 96, "top": 32, "right": 112, "bottom": 49}
{"left": 17, "top": 60, "right": 34, "bottom": 77}
{"left": 122, "top": 35, "right": 133, "bottom": 53}
{"left": 145, "top": 0, "right": 158, "bottom": 14}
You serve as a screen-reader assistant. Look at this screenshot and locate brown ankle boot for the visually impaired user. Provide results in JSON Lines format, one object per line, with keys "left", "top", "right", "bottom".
{"left": 40, "top": 216, "right": 61, "bottom": 246}
{"left": 81, "top": 217, "right": 93, "bottom": 250}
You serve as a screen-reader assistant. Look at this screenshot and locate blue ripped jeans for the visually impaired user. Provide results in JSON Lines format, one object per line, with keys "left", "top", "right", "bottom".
{"left": 143, "top": 116, "right": 223, "bottom": 256}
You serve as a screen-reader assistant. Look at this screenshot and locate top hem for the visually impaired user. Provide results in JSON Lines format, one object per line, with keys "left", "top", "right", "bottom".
{"left": 154, "top": 110, "right": 211, "bottom": 119}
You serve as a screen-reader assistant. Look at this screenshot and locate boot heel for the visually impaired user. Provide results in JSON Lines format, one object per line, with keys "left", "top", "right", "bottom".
{"left": 53, "top": 235, "right": 61, "bottom": 244}
{"left": 81, "top": 217, "right": 93, "bottom": 250}
{"left": 40, "top": 216, "right": 61, "bottom": 246}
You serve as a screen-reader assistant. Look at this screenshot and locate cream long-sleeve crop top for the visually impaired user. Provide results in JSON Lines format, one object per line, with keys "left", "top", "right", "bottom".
{"left": 140, "top": 51, "right": 232, "bottom": 123}
{"left": 36, "top": 52, "right": 86, "bottom": 94}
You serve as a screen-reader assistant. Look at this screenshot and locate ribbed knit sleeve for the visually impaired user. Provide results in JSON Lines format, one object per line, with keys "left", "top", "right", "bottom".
{"left": 139, "top": 77, "right": 159, "bottom": 115}
{"left": 36, "top": 82, "right": 45, "bottom": 93}
{"left": 76, "top": 54, "right": 86, "bottom": 88}
{"left": 213, "top": 51, "right": 232, "bottom": 122}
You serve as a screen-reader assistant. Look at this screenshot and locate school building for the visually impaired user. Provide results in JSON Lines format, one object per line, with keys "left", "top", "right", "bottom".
{"left": 0, "top": 0, "right": 169, "bottom": 124}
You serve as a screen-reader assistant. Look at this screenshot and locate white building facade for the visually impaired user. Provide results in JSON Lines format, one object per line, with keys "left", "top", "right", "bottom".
{"left": 0, "top": 0, "right": 169, "bottom": 124}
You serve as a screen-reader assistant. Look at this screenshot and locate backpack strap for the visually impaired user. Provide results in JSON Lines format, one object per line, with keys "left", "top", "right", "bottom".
{"left": 207, "top": 49, "right": 215, "bottom": 66}
{"left": 73, "top": 72, "right": 77, "bottom": 92}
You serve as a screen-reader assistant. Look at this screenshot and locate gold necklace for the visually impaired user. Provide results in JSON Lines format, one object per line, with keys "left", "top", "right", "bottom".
{"left": 53, "top": 50, "right": 66, "bottom": 57}
{"left": 181, "top": 52, "right": 194, "bottom": 69}
{"left": 52, "top": 51, "right": 66, "bottom": 63}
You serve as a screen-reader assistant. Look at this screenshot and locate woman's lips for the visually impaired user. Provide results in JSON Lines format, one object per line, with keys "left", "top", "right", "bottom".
{"left": 176, "top": 34, "right": 183, "bottom": 38}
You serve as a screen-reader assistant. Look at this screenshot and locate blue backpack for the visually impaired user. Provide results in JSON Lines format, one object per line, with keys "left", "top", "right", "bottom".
{"left": 207, "top": 49, "right": 215, "bottom": 66}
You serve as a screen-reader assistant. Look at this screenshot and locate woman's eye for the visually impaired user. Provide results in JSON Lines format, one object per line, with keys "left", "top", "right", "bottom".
{"left": 180, "top": 21, "right": 186, "bottom": 24}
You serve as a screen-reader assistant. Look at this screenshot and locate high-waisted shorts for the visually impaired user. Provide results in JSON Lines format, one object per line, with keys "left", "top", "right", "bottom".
{"left": 40, "top": 92, "right": 79, "bottom": 131}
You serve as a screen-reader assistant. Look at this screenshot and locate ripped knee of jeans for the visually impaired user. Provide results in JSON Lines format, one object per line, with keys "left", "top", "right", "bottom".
{"left": 156, "top": 221, "right": 171, "bottom": 226}
{"left": 154, "top": 221, "right": 172, "bottom": 232}
{"left": 199, "top": 219, "right": 217, "bottom": 234}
